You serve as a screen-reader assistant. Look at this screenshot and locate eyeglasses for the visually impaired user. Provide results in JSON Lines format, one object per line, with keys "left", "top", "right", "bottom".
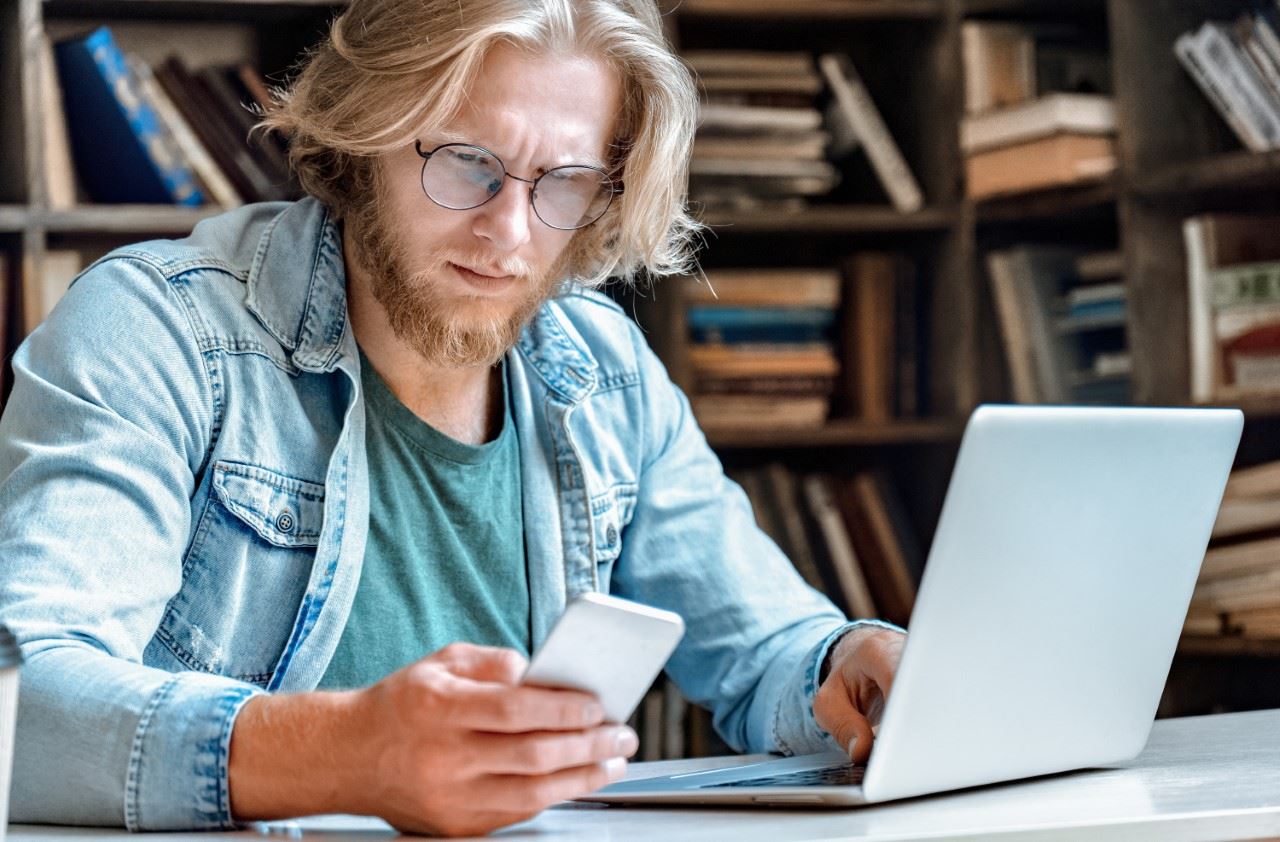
{"left": 415, "top": 140, "right": 622, "bottom": 231}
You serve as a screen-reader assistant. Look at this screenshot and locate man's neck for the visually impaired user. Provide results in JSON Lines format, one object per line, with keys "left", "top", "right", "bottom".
{"left": 344, "top": 235, "right": 503, "bottom": 447}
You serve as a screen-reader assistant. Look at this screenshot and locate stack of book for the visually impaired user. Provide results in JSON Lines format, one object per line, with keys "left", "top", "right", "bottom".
{"left": 1184, "top": 214, "right": 1280, "bottom": 403}
{"left": 684, "top": 269, "right": 841, "bottom": 429}
{"left": 728, "top": 464, "right": 922, "bottom": 629}
{"left": 686, "top": 50, "right": 838, "bottom": 211}
{"left": 1185, "top": 460, "right": 1280, "bottom": 642}
{"left": 46, "top": 25, "right": 296, "bottom": 208}
{"left": 686, "top": 50, "right": 923, "bottom": 214}
{"left": 960, "top": 21, "right": 1116, "bottom": 199}
{"left": 986, "top": 246, "right": 1131, "bottom": 405}
{"left": 1175, "top": 7, "right": 1280, "bottom": 153}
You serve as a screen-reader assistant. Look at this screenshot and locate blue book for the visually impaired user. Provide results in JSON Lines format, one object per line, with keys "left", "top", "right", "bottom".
{"left": 54, "top": 27, "right": 204, "bottom": 206}
{"left": 687, "top": 307, "right": 836, "bottom": 345}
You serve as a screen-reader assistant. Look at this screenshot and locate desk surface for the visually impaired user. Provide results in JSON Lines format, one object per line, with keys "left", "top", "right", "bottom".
{"left": 13, "top": 708, "right": 1280, "bottom": 842}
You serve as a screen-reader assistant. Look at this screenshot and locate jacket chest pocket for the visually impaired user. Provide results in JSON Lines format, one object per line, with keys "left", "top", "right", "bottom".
{"left": 153, "top": 461, "right": 325, "bottom": 686}
{"left": 590, "top": 483, "right": 637, "bottom": 584}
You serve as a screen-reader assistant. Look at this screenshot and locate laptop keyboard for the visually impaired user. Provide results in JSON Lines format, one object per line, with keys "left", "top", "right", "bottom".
{"left": 701, "top": 763, "right": 865, "bottom": 789}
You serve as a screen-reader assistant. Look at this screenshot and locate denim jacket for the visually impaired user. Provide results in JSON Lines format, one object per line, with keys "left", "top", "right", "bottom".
{"left": 0, "top": 197, "right": 887, "bottom": 830}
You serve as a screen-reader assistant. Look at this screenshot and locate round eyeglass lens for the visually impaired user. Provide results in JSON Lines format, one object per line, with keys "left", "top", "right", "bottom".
{"left": 422, "top": 145, "right": 505, "bottom": 210}
{"left": 534, "top": 166, "right": 614, "bottom": 230}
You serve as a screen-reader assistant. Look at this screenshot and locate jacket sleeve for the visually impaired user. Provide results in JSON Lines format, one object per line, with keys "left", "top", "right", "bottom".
{"left": 0, "top": 256, "right": 262, "bottom": 829}
{"left": 609, "top": 321, "right": 898, "bottom": 756}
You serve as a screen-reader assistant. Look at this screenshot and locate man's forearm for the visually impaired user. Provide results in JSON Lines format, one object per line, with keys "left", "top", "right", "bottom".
{"left": 228, "top": 690, "right": 367, "bottom": 821}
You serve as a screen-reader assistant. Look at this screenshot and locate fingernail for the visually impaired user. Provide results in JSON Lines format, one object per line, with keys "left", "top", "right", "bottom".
{"left": 846, "top": 736, "right": 858, "bottom": 759}
{"left": 615, "top": 727, "right": 639, "bottom": 756}
{"left": 605, "top": 757, "right": 627, "bottom": 782}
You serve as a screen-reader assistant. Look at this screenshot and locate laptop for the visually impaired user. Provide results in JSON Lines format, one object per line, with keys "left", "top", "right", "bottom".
{"left": 593, "top": 404, "right": 1243, "bottom": 807}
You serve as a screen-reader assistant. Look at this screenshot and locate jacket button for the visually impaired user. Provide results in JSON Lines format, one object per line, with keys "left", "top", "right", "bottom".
{"left": 605, "top": 524, "right": 618, "bottom": 545}
{"left": 275, "top": 511, "right": 295, "bottom": 533}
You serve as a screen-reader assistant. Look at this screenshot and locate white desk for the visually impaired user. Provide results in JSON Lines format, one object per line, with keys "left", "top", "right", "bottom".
{"left": 13, "top": 709, "right": 1280, "bottom": 841}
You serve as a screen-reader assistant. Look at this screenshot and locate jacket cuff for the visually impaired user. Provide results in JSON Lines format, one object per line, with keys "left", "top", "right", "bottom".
{"left": 128, "top": 673, "right": 262, "bottom": 830}
{"left": 771, "top": 619, "right": 905, "bottom": 756}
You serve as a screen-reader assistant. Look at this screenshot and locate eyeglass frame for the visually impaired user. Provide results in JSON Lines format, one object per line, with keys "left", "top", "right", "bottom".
{"left": 414, "top": 140, "right": 624, "bottom": 231}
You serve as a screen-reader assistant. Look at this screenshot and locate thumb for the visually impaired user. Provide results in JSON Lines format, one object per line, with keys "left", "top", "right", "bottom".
{"left": 830, "top": 706, "right": 875, "bottom": 765}
{"left": 431, "top": 643, "right": 528, "bottom": 685}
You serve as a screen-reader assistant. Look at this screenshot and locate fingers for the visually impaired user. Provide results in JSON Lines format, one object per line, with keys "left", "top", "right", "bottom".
{"left": 476, "top": 759, "right": 629, "bottom": 813}
{"left": 476, "top": 725, "right": 638, "bottom": 775}
{"left": 814, "top": 677, "right": 875, "bottom": 764}
{"left": 431, "top": 642, "right": 528, "bottom": 684}
{"left": 447, "top": 679, "right": 607, "bottom": 733}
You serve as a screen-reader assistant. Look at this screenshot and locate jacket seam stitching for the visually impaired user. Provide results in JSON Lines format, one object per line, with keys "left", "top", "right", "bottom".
{"left": 125, "top": 676, "right": 181, "bottom": 830}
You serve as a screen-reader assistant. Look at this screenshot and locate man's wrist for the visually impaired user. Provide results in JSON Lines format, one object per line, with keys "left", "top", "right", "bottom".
{"left": 228, "top": 689, "right": 366, "bottom": 822}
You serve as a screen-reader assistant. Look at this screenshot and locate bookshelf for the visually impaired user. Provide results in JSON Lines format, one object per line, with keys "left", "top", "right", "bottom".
{"left": 3, "top": 0, "right": 1280, "bottom": 740}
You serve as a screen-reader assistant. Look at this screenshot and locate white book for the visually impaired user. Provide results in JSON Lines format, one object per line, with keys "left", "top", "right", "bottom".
{"left": 960, "top": 93, "right": 1115, "bottom": 154}
{"left": 1175, "top": 31, "right": 1269, "bottom": 152}
{"left": 698, "top": 102, "right": 823, "bottom": 133}
{"left": 818, "top": 53, "right": 923, "bottom": 213}
{"left": 1196, "top": 22, "right": 1280, "bottom": 149}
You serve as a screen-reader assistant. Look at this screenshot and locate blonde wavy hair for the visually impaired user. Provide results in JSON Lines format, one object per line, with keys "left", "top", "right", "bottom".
{"left": 259, "top": 0, "right": 700, "bottom": 287}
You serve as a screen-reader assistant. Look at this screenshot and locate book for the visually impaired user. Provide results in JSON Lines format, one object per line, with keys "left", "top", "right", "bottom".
{"left": 38, "top": 35, "right": 77, "bottom": 209}
{"left": 729, "top": 468, "right": 789, "bottom": 554}
{"left": 960, "top": 93, "right": 1115, "bottom": 154}
{"left": 818, "top": 53, "right": 924, "bottom": 213}
{"left": 1074, "top": 250, "right": 1125, "bottom": 282}
{"left": 691, "top": 394, "right": 829, "bottom": 428}
{"left": 961, "top": 21, "right": 1036, "bottom": 116}
{"left": 966, "top": 133, "right": 1115, "bottom": 200}
{"left": 985, "top": 246, "right": 1078, "bottom": 404}
{"left": 699, "top": 73, "right": 823, "bottom": 97}
{"left": 129, "top": 56, "right": 243, "bottom": 208}
{"left": 837, "top": 473, "right": 916, "bottom": 627}
{"left": 1175, "top": 27, "right": 1270, "bottom": 152}
{"left": 840, "top": 253, "right": 898, "bottom": 423}
{"left": 1212, "top": 496, "right": 1280, "bottom": 540}
{"left": 688, "top": 344, "right": 839, "bottom": 379}
{"left": 198, "top": 66, "right": 294, "bottom": 193}
{"left": 1191, "top": 565, "right": 1280, "bottom": 614}
{"left": 800, "top": 474, "right": 877, "bottom": 619}
{"left": 1223, "top": 459, "right": 1280, "bottom": 499}
{"left": 683, "top": 50, "right": 814, "bottom": 77}
{"left": 685, "top": 269, "right": 841, "bottom": 309}
{"left": 687, "top": 307, "right": 836, "bottom": 346}
{"left": 1184, "top": 215, "right": 1280, "bottom": 403}
{"left": 53, "top": 27, "right": 204, "bottom": 205}
{"left": 762, "top": 463, "right": 828, "bottom": 590}
{"left": 697, "top": 102, "right": 824, "bottom": 134}
{"left": 696, "top": 374, "right": 834, "bottom": 397}
{"left": 691, "top": 132, "right": 830, "bottom": 161}
{"left": 1199, "top": 534, "right": 1280, "bottom": 582}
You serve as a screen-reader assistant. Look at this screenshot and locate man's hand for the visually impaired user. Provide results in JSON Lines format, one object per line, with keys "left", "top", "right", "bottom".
{"left": 812, "top": 626, "right": 906, "bottom": 765}
{"left": 229, "top": 643, "right": 637, "bottom": 837}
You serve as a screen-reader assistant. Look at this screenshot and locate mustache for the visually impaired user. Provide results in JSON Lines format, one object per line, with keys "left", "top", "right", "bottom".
{"left": 438, "top": 250, "right": 536, "bottom": 280}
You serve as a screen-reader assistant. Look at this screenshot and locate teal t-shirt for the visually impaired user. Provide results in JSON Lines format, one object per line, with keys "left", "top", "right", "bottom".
{"left": 318, "top": 351, "right": 529, "bottom": 690}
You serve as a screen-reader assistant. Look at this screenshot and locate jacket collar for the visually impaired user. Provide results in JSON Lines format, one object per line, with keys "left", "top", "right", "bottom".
{"left": 244, "top": 197, "right": 597, "bottom": 397}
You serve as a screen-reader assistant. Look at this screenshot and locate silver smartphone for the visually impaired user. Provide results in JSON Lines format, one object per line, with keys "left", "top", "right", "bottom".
{"left": 521, "top": 592, "right": 685, "bottom": 723}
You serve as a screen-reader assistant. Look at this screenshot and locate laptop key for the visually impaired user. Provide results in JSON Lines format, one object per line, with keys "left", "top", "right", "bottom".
{"left": 702, "top": 764, "right": 865, "bottom": 788}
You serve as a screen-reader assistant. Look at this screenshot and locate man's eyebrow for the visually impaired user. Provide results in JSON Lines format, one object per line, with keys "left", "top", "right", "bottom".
{"left": 424, "top": 131, "right": 608, "bottom": 171}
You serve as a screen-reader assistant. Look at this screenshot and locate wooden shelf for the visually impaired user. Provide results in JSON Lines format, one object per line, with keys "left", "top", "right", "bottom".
{"left": 677, "top": 0, "right": 944, "bottom": 20}
{"left": 0, "top": 205, "right": 26, "bottom": 233}
{"left": 1133, "top": 150, "right": 1280, "bottom": 197}
{"left": 1178, "top": 636, "right": 1280, "bottom": 658}
{"left": 698, "top": 205, "right": 955, "bottom": 234}
{"left": 974, "top": 179, "right": 1118, "bottom": 224}
{"left": 703, "top": 418, "right": 965, "bottom": 449}
{"left": 34, "top": 205, "right": 228, "bottom": 236}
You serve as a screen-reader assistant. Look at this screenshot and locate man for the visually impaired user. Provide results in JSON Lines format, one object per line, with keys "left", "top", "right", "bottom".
{"left": 0, "top": 0, "right": 904, "bottom": 837}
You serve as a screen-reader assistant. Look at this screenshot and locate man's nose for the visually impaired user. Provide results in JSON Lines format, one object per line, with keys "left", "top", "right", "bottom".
{"left": 472, "top": 176, "right": 534, "bottom": 253}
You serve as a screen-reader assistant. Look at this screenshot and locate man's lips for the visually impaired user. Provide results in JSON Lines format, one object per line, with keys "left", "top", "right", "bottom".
{"left": 451, "top": 262, "right": 514, "bottom": 281}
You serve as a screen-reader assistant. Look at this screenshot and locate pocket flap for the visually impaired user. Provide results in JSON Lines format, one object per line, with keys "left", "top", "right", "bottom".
{"left": 212, "top": 461, "right": 326, "bottom": 548}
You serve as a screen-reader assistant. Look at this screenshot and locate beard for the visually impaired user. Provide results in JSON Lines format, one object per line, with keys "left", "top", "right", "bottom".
{"left": 345, "top": 182, "right": 567, "bottom": 368}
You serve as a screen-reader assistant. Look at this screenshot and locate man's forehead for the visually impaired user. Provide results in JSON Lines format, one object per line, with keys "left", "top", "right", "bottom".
{"left": 429, "top": 123, "right": 611, "bottom": 171}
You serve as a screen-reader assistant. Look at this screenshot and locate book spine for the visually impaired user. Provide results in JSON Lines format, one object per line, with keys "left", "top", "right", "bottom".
{"left": 86, "top": 30, "right": 203, "bottom": 205}
{"left": 818, "top": 54, "right": 924, "bottom": 213}
{"left": 1184, "top": 218, "right": 1216, "bottom": 403}
{"left": 1199, "top": 23, "right": 1280, "bottom": 149}
{"left": 1175, "top": 32, "right": 1269, "bottom": 152}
